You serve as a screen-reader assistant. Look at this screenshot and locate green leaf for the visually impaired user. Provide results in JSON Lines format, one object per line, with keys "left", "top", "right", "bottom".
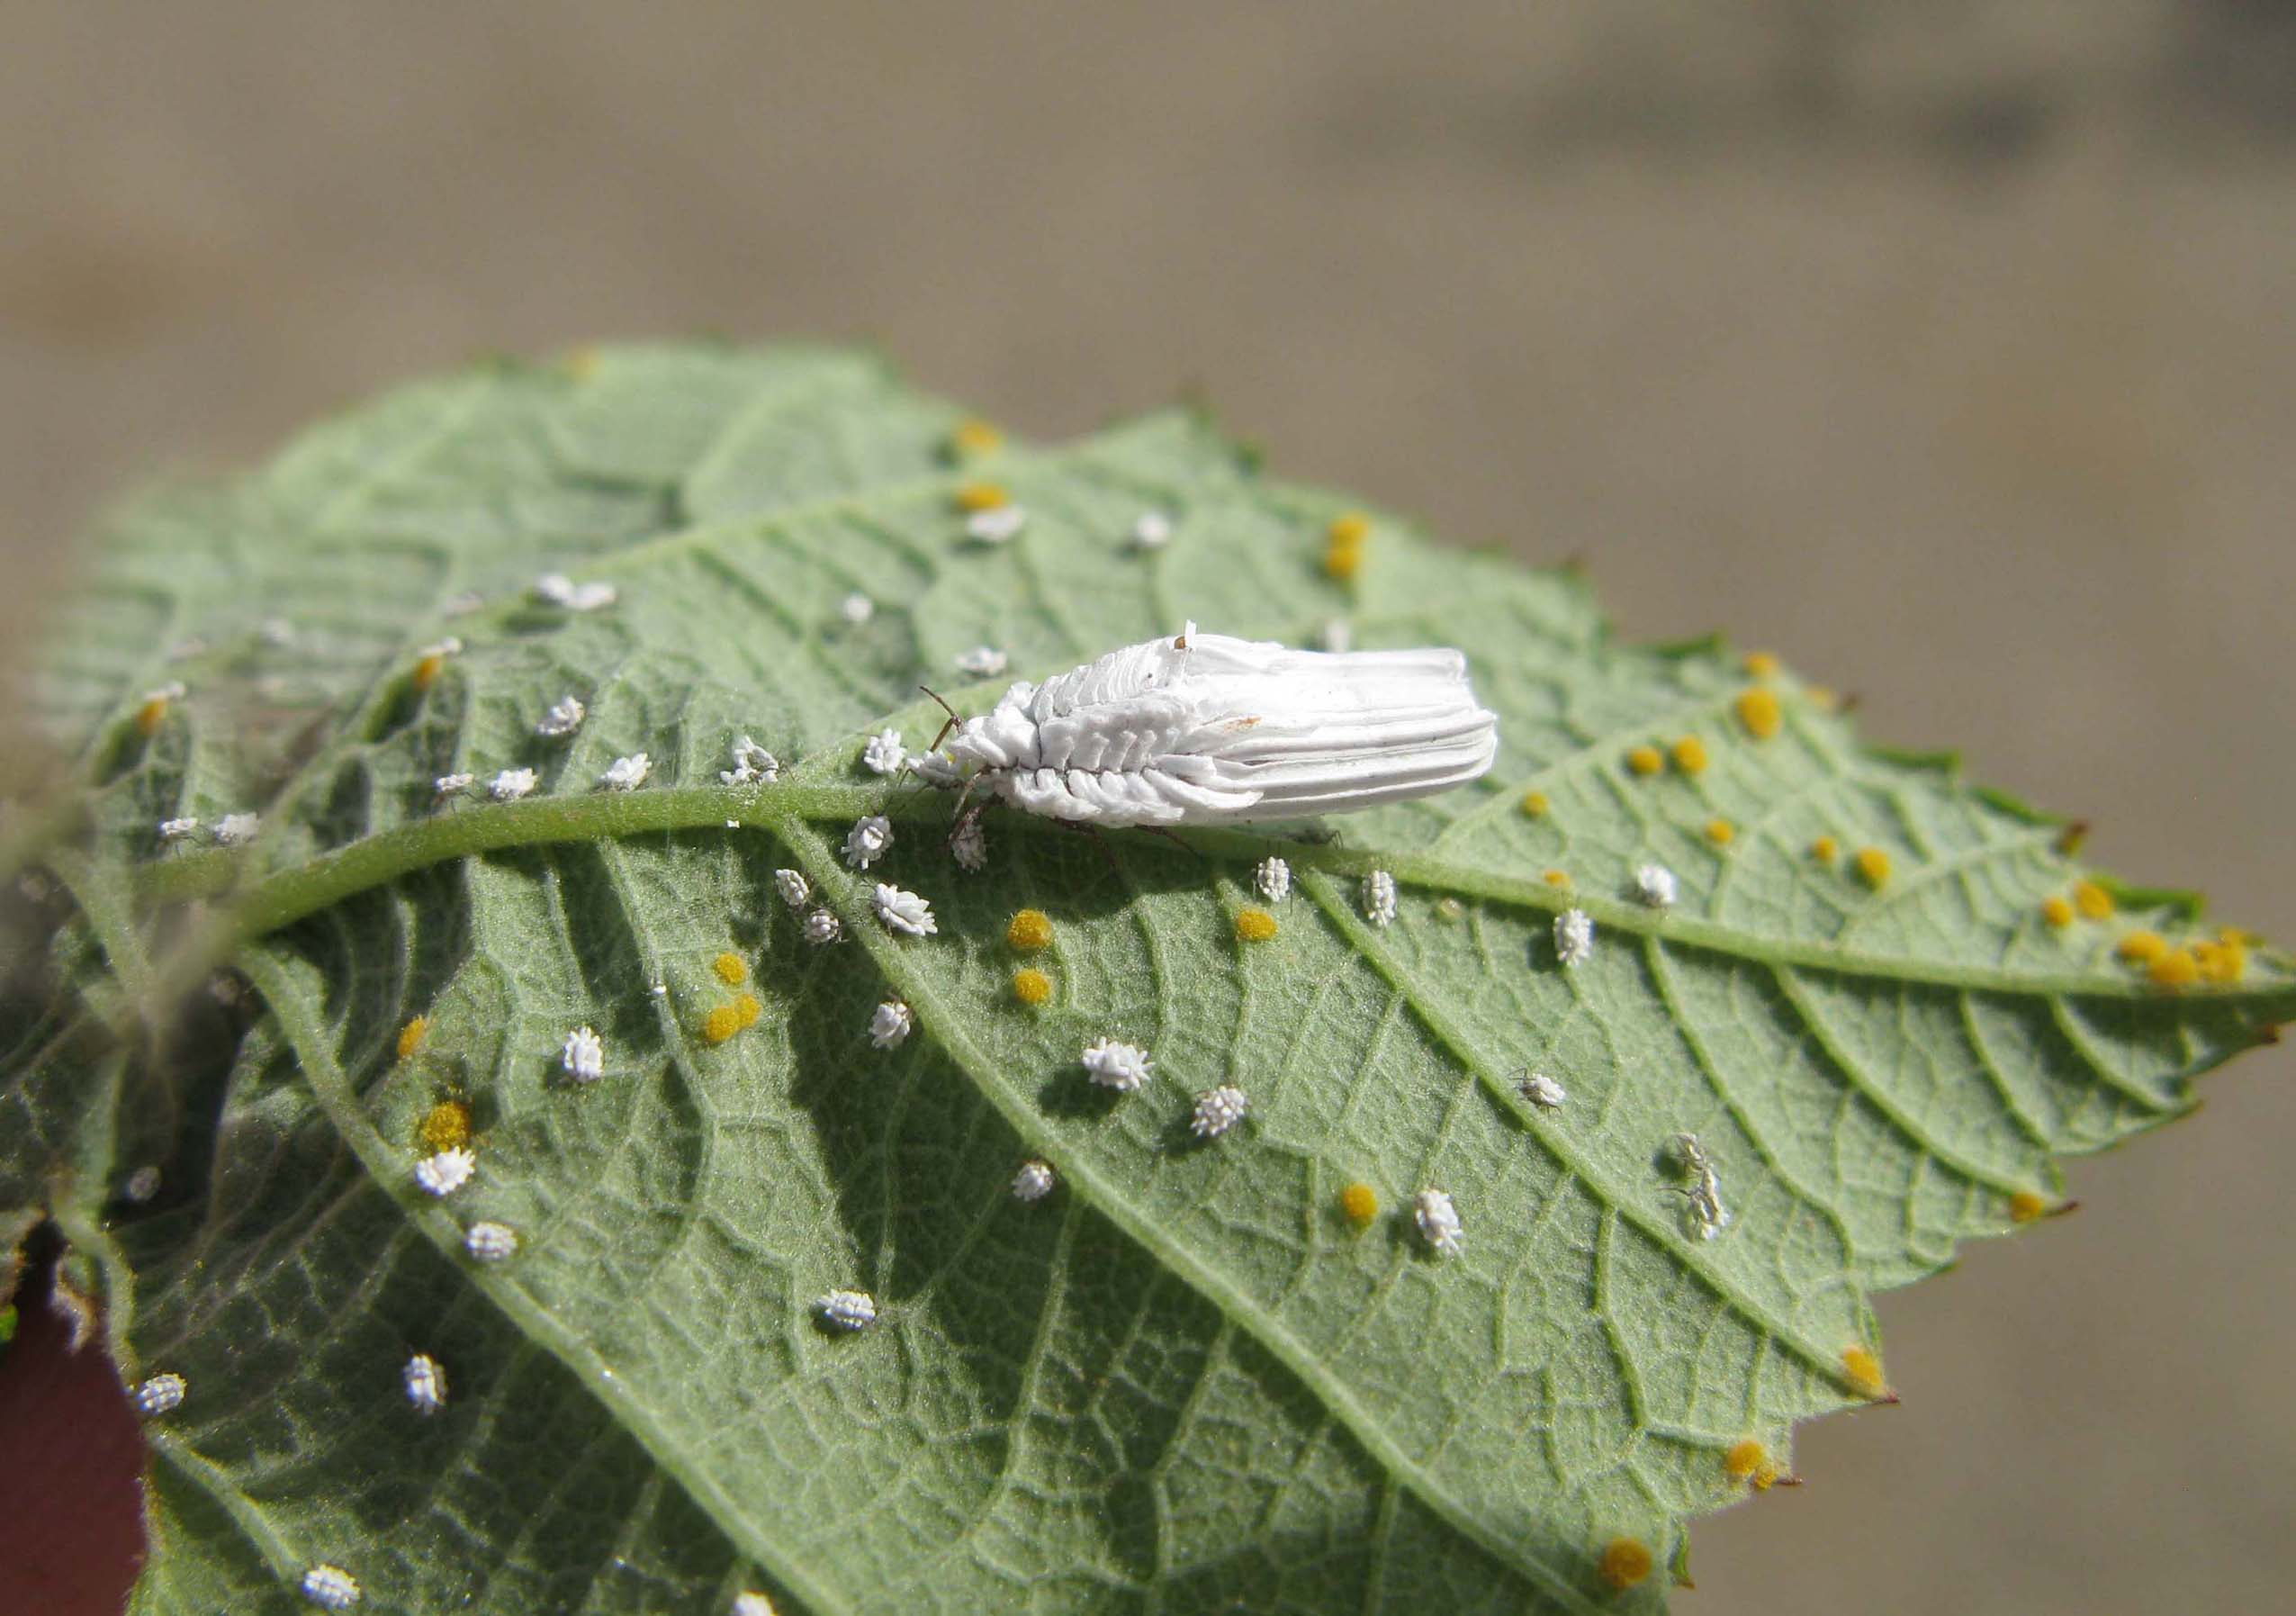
{"left": 6, "top": 344, "right": 2288, "bottom": 1614}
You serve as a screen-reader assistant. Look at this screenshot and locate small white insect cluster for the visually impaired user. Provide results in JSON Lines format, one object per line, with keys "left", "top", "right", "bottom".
{"left": 1670, "top": 1132, "right": 1732, "bottom": 1241}
{"left": 1414, "top": 1188, "right": 1464, "bottom": 1257}
{"left": 1130, "top": 510, "right": 1173, "bottom": 550}
{"left": 722, "top": 735, "right": 779, "bottom": 786}
{"left": 490, "top": 767, "right": 537, "bottom": 802}
{"left": 840, "top": 591, "right": 875, "bottom": 626}
{"left": 433, "top": 772, "right": 476, "bottom": 800}
{"left": 464, "top": 1221, "right": 519, "bottom": 1262}
{"left": 967, "top": 503, "right": 1027, "bottom": 544}
{"left": 950, "top": 815, "right": 987, "bottom": 872}
{"left": 860, "top": 727, "right": 906, "bottom": 776}
{"left": 1518, "top": 1070, "right": 1567, "bottom": 1111}
{"left": 1634, "top": 862, "right": 1679, "bottom": 909}
{"left": 300, "top": 1563, "right": 362, "bottom": 1610}
{"left": 158, "top": 816, "right": 200, "bottom": 844}
{"left": 132, "top": 1371, "right": 186, "bottom": 1416}
{"left": 535, "top": 693, "right": 586, "bottom": 738}
{"left": 1553, "top": 907, "right": 1595, "bottom": 967}
{"left": 733, "top": 1593, "right": 778, "bottom": 1616}
{"left": 803, "top": 908, "right": 842, "bottom": 946}
{"left": 869, "top": 1000, "right": 913, "bottom": 1050}
{"left": 773, "top": 868, "right": 810, "bottom": 908}
{"left": 872, "top": 884, "right": 936, "bottom": 937}
{"left": 599, "top": 753, "right": 652, "bottom": 791}
{"left": 1361, "top": 869, "right": 1398, "bottom": 927}
{"left": 214, "top": 811, "right": 261, "bottom": 846}
{"left": 1190, "top": 1086, "right": 1249, "bottom": 1139}
{"left": 955, "top": 645, "right": 1008, "bottom": 677}
{"left": 414, "top": 1148, "right": 476, "bottom": 1198}
{"left": 816, "top": 1288, "right": 878, "bottom": 1332}
{"left": 1011, "top": 1159, "right": 1056, "bottom": 1203}
{"left": 561, "top": 1025, "right": 606, "bottom": 1083}
{"left": 402, "top": 1353, "right": 447, "bottom": 1416}
{"left": 536, "top": 572, "right": 617, "bottom": 612}
{"left": 1253, "top": 856, "right": 1291, "bottom": 904}
{"left": 843, "top": 815, "right": 894, "bottom": 869}
{"left": 1082, "top": 1037, "right": 1153, "bottom": 1093}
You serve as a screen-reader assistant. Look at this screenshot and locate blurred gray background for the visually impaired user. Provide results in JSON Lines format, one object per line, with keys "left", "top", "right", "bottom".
{"left": 4, "top": 3, "right": 2291, "bottom": 1610}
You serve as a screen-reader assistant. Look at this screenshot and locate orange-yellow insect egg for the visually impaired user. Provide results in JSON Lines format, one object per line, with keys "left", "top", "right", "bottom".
{"left": 1854, "top": 846, "right": 1891, "bottom": 889}
{"left": 1519, "top": 790, "right": 1550, "bottom": 817}
{"left": 2147, "top": 949, "right": 2200, "bottom": 989}
{"left": 1841, "top": 1344, "right": 1888, "bottom": 1398}
{"left": 1625, "top": 745, "right": 1664, "bottom": 778}
{"left": 954, "top": 481, "right": 1009, "bottom": 513}
{"left": 949, "top": 418, "right": 1004, "bottom": 457}
{"left": 1543, "top": 869, "right": 1571, "bottom": 889}
{"left": 701, "top": 1005, "right": 745, "bottom": 1045}
{"left": 134, "top": 695, "right": 171, "bottom": 736}
{"left": 1006, "top": 909, "right": 1055, "bottom": 952}
{"left": 1338, "top": 1181, "right": 1380, "bottom": 1228}
{"left": 1742, "top": 651, "right": 1780, "bottom": 681}
{"left": 1723, "top": 1438, "right": 1771, "bottom": 1482}
{"left": 2071, "top": 879, "right": 2114, "bottom": 920}
{"left": 733, "top": 992, "right": 762, "bottom": 1030}
{"left": 1705, "top": 818, "right": 1735, "bottom": 846}
{"left": 1322, "top": 538, "right": 1364, "bottom": 582}
{"left": 2009, "top": 1190, "right": 2050, "bottom": 1223}
{"left": 418, "top": 1098, "right": 472, "bottom": 1155}
{"left": 396, "top": 1016, "right": 430, "bottom": 1061}
{"left": 2040, "top": 896, "right": 2075, "bottom": 928}
{"left": 1735, "top": 687, "right": 1783, "bottom": 740}
{"left": 1598, "top": 1537, "right": 1654, "bottom": 1591}
{"left": 1809, "top": 835, "right": 1839, "bottom": 863}
{"left": 1327, "top": 512, "right": 1372, "bottom": 549}
{"left": 1012, "top": 968, "right": 1053, "bottom": 1006}
{"left": 712, "top": 952, "right": 749, "bottom": 987}
{"left": 2195, "top": 936, "right": 2247, "bottom": 985}
{"left": 1670, "top": 736, "right": 1710, "bottom": 775}
{"left": 1234, "top": 907, "right": 1279, "bottom": 943}
{"left": 411, "top": 652, "right": 447, "bottom": 691}
{"left": 2116, "top": 930, "right": 2168, "bottom": 965}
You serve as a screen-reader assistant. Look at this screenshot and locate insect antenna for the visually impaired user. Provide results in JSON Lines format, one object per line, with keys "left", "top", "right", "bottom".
{"left": 917, "top": 685, "right": 965, "bottom": 753}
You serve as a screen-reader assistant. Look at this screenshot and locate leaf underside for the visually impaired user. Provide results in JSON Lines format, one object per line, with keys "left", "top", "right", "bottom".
{"left": 4, "top": 345, "right": 2287, "bottom": 1615}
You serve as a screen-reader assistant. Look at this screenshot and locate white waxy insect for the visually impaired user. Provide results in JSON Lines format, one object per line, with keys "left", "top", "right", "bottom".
{"left": 950, "top": 815, "right": 987, "bottom": 871}
{"left": 860, "top": 727, "right": 906, "bottom": 776}
{"left": 301, "top": 1563, "right": 362, "bottom": 1610}
{"left": 1191, "top": 1085, "right": 1249, "bottom": 1138}
{"left": 123, "top": 1165, "right": 162, "bottom": 1203}
{"left": 214, "top": 812, "right": 261, "bottom": 846}
{"left": 912, "top": 625, "right": 1497, "bottom": 826}
{"left": 1554, "top": 908, "right": 1594, "bottom": 967}
{"left": 965, "top": 504, "right": 1028, "bottom": 544}
{"left": 536, "top": 573, "right": 616, "bottom": 611}
{"left": 721, "top": 735, "right": 779, "bottom": 786}
{"left": 561, "top": 1025, "right": 606, "bottom": 1082}
{"left": 733, "top": 1593, "right": 777, "bottom": 1616}
{"left": 536, "top": 693, "right": 586, "bottom": 738}
{"left": 1011, "top": 1159, "right": 1056, "bottom": 1202}
{"left": 433, "top": 772, "right": 476, "bottom": 799}
{"left": 1668, "top": 1132, "right": 1732, "bottom": 1241}
{"left": 1253, "top": 855, "right": 1291, "bottom": 903}
{"left": 1518, "top": 1070, "right": 1567, "bottom": 1110}
{"left": 869, "top": 1001, "right": 913, "bottom": 1049}
{"left": 419, "top": 636, "right": 462, "bottom": 662}
{"left": 872, "top": 884, "right": 936, "bottom": 937}
{"left": 956, "top": 645, "right": 1009, "bottom": 677}
{"left": 1414, "top": 1188, "right": 1463, "bottom": 1257}
{"left": 1634, "top": 863, "right": 1679, "bottom": 908}
{"left": 1081, "top": 1037, "right": 1153, "bottom": 1092}
{"left": 773, "top": 868, "right": 811, "bottom": 908}
{"left": 402, "top": 1353, "right": 447, "bottom": 1416}
{"left": 816, "top": 1288, "right": 878, "bottom": 1331}
{"left": 132, "top": 1372, "right": 187, "bottom": 1416}
{"left": 464, "top": 1221, "right": 519, "bottom": 1262}
{"left": 414, "top": 1148, "right": 476, "bottom": 1197}
{"left": 158, "top": 817, "right": 201, "bottom": 844}
{"left": 144, "top": 680, "right": 188, "bottom": 704}
{"left": 490, "top": 767, "right": 537, "bottom": 801}
{"left": 840, "top": 591, "right": 875, "bottom": 626}
{"left": 1130, "top": 510, "right": 1173, "bottom": 550}
{"left": 842, "top": 815, "right": 894, "bottom": 869}
{"left": 802, "top": 907, "right": 843, "bottom": 945}
{"left": 1362, "top": 869, "right": 1398, "bottom": 926}
{"left": 599, "top": 754, "right": 652, "bottom": 791}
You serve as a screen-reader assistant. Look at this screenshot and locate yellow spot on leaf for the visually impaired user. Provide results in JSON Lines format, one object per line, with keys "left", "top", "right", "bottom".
{"left": 1809, "top": 835, "right": 1838, "bottom": 863}
{"left": 2116, "top": 930, "right": 2168, "bottom": 965}
{"left": 1327, "top": 512, "right": 1372, "bottom": 548}
{"left": 1338, "top": 1182, "right": 1379, "bottom": 1228}
{"left": 1006, "top": 909, "right": 1055, "bottom": 952}
{"left": 1012, "top": 968, "right": 1052, "bottom": 1007}
{"left": 1854, "top": 846, "right": 1891, "bottom": 889}
{"left": 2009, "top": 1190, "right": 2050, "bottom": 1223}
{"left": 948, "top": 419, "right": 1004, "bottom": 457}
{"left": 734, "top": 993, "right": 761, "bottom": 1029}
{"left": 1520, "top": 790, "right": 1549, "bottom": 817}
{"left": 702, "top": 1005, "right": 745, "bottom": 1044}
{"left": 713, "top": 952, "right": 749, "bottom": 986}
{"left": 1705, "top": 818, "right": 1735, "bottom": 846}
{"left": 418, "top": 1099, "right": 472, "bottom": 1155}
{"left": 1670, "top": 736, "right": 1710, "bottom": 775}
{"left": 1724, "top": 1439, "right": 1770, "bottom": 1481}
{"left": 1322, "top": 539, "right": 1363, "bottom": 582}
{"left": 1735, "top": 687, "right": 1783, "bottom": 739}
{"left": 411, "top": 653, "right": 446, "bottom": 691}
{"left": 134, "top": 696, "right": 170, "bottom": 737}
{"left": 396, "top": 1016, "right": 430, "bottom": 1061}
{"left": 2072, "top": 879, "right": 2114, "bottom": 920}
{"left": 2148, "top": 949, "right": 2200, "bottom": 989}
{"left": 1742, "top": 651, "right": 1780, "bottom": 680}
{"left": 1625, "top": 745, "right": 1663, "bottom": 778}
{"left": 954, "top": 481, "right": 1009, "bottom": 513}
{"left": 2194, "top": 936, "right": 2247, "bottom": 984}
{"left": 1234, "top": 907, "right": 1278, "bottom": 943}
{"left": 1841, "top": 1344, "right": 1888, "bottom": 1398}
{"left": 1598, "top": 1538, "right": 1653, "bottom": 1591}
{"left": 1543, "top": 869, "right": 1571, "bottom": 889}
{"left": 2040, "top": 896, "right": 2075, "bottom": 928}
